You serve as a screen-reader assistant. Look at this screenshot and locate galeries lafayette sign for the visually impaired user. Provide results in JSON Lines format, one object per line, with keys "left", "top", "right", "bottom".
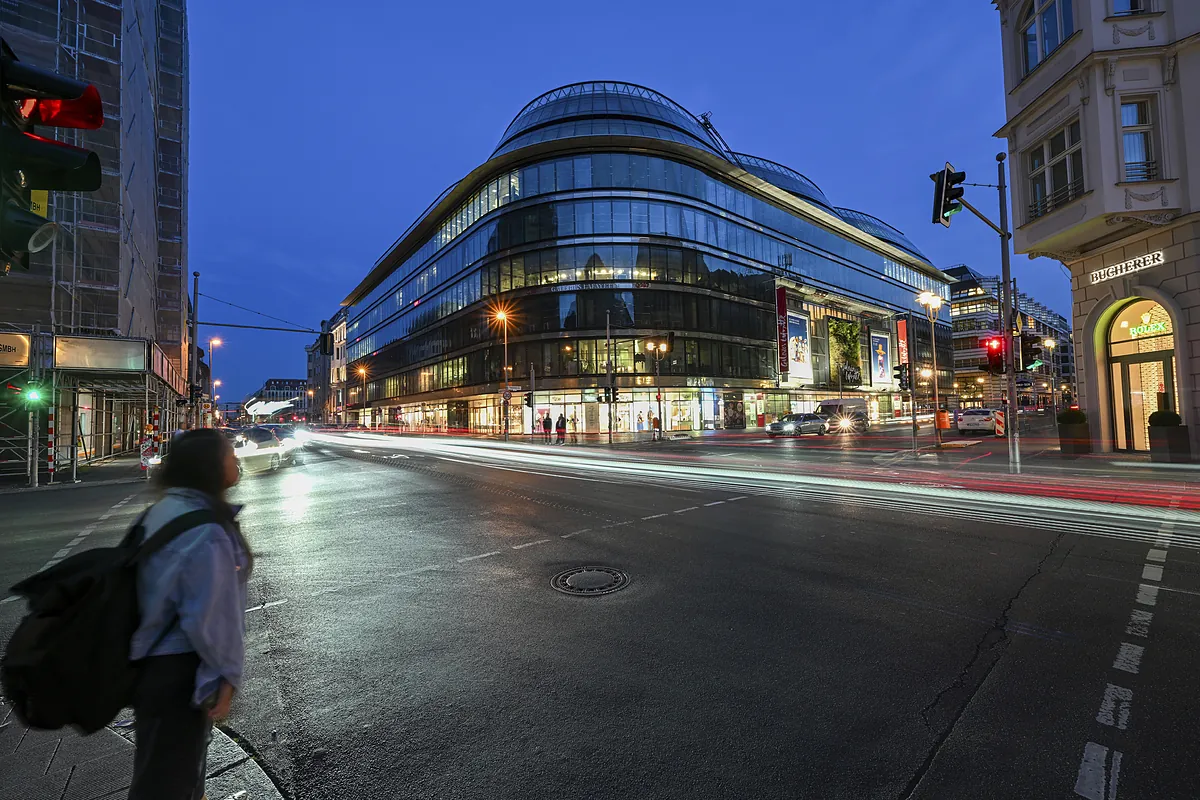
{"left": 1089, "top": 251, "right": 1164, "bottom": 285}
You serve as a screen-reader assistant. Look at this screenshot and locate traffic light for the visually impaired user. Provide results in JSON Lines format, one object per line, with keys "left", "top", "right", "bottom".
{"left": 894, "top": 364, "right": 910, "bottom": 391}
{"left": 0, "top": 39, "right": 104, "bottom": 273}
{"left": 983, "top": 337, "right": 1005, "bottom": 374}
{"left": 524, "top": 392, "right": 532, "bottom": 409}
{"left": 611, "top": 385, "right": 619, "bottom": 403}
{"left": 319, "top": 332, "right": 334, "bottom": 356}
{"left": 931, "top": 162, "right": 966, "bottom": 228}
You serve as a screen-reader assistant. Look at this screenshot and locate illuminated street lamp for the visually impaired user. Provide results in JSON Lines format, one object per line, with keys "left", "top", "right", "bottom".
{"left": 207, "top": 337, "right": 222, "bottom": 396}
{"left": 917, "top": 292, "right": 944, "bottom": 446}
{"left": 493, "top": 308, "right": 512, "bottom": 441}
{"left": 357, "top": 367, "right": 368, "bottom": 427}
{"left": 1042, "top": 338, "right": 1058, "bottom": 416}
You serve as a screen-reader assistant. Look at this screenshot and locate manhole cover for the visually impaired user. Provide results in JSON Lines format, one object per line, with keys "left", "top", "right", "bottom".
{"left": 551, "top": 566, "right": 629, "bottom": 596}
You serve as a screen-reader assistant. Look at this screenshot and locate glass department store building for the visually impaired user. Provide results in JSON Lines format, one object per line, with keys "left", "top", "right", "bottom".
{"left": 343, "top": 82, "right": 953, "bottom": 434}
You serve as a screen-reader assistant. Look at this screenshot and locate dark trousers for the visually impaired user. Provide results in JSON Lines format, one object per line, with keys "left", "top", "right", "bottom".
{"left": 130, "top": 653, "right": 212, "bottom": 800}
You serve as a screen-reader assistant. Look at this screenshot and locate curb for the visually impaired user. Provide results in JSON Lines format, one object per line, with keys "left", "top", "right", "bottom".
{"left": 0, "top": 476, "right": 149, "bottom": 494}
{"left": 208, "top": 725, "right": 288, "bottom": 800}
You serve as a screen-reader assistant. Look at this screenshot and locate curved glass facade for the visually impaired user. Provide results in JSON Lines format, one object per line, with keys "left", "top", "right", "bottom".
{"left": 344, "top": 82, "right": 951, "bottom": 432}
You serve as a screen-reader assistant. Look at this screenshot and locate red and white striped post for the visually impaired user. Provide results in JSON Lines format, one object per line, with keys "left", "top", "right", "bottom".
{"left": 46, "top": 407, "right": 55, "bottom": 482}
{"left": 152, "top": 408, "right": 161, "bottom": 457}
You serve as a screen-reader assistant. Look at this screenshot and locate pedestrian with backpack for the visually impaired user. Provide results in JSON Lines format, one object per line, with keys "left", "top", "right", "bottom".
{"left": 127, "top": 428, "right": 252, "bottom": 800}
{"left": 1, "top": 428, "right": 249, "bottom": 800}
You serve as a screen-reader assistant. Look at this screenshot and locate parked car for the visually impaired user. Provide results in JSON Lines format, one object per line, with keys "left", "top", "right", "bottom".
{"left": 956, "top": 408, "right": 997, "bottom": 435}
{"left": 233, "top": 426, "right": 295, "bottom": 472}
{"left": 766, "top": 413, "right": 829, "bottom": 437}
{"left": 828, "top": 410, "right": 871, "bottom": 433}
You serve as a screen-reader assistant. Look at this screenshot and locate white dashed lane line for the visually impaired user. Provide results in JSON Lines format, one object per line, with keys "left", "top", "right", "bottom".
{"left": 244, "top": 599, "right": 288, "bottom": 614}
{"left": 703, "top": 500, "right": 725, "bottom": 507}
{"left": 1141, "top": 564, "right": 1163, "bottom": 581}
{"left": 673, "top": 506, "right": 699, "bottom": 514}
{"left": 642, "top": 513, "right": 667, "bottom": 520}
{"left": 1097, "top": 684, "right": 1133, "bottom": 731}
{"left": 512, "top": 539, "right": 551, "bottom": 550}
{"left": 456, "top": 551, "right": 501, "bottom": 563}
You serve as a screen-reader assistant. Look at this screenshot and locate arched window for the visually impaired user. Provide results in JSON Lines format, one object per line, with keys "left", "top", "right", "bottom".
{"left": 1021, "top": 0, "right": 1075, "bottom": 76}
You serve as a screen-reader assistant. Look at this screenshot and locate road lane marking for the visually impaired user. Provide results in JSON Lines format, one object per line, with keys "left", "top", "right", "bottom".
{"left": 672, "top": 507, "right": 699, "bottom": 514}
{"left": 1113, "top": 642, "right": 1144, "bottom": 674}
{"left": 1124, "top": 609, "right": 1152, "bottom": 638}
{"left": 1141, "top": 564, "right": 1163, "bottom": 582}
{"left": 512, "top": 539, "right": 550, "bottom": 550}
{"left": 387, "top": 565, "right": 441, "bottom": 578}
{"left": 245, "top": 599, "right": 288, "bottom": 614}
{"left": 1097, "top": 684, "right": 1132, "bottom": 730}
{"left": 98, "top": 513, "right": 111, "bottom": 521}
{"left": 560, "top": 528, "right": 590, "bottom": 538}
{"left": 641, "top": 514, "right": 667, "bottom": 520}
{"left": 1075, "top": 742, "right": 1121, "bottom": 800}
{"left": 457, "top": 551, "right": 501, "bottom": 563}
{"left": 1135, "top": 584, "right": 1159, "bottom": 606}
{"left": 1145, "top": 548, "right": 1167, "bottom": 563}
{"left": 52, "top": 548, "right": 70, "bottom": 558}
{"left": 703, "top": 500, "right": 725, "bottom": 506}
{"left": 727, "top": 496, "right": 748, "bottom": 501}
{"left": 0, "top": 596, "right": 18, "bottom": 605}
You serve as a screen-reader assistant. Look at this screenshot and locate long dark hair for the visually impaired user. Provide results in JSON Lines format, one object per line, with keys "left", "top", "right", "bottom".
{"left": 156, "top": 429, "right": 253, "bottom": 574}
{"left": 156, "top": 428, "right": 231, "bottom": 499}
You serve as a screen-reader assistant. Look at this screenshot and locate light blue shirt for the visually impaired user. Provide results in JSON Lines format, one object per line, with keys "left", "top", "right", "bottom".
{"left": 129, "top": 488, "right": 250, "bottom": 706}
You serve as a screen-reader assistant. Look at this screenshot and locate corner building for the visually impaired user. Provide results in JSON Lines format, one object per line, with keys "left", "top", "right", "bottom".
{"left": 991, "top": 0, "right": 1200, "bottom": 455}
{"left": 343, "top": 82, "right": 952, "bottom": 434}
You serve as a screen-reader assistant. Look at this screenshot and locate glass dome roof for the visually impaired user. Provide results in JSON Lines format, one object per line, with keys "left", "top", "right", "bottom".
{"left": 493, "top": 81, "right": 729, "bottom": 158}
{"left": 834, "top": 208, "right": 930, "bottom": 263}
{"left": 729, "top": 153, "right": 834, "bottom": 211}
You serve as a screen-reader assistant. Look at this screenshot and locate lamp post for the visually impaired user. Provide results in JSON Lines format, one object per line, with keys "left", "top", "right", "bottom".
{"left": 494, "top": 309, "right": 511, "bottom": 441}
{"left": 208, "top": 338, "right": 222, "bottom": 397}
{"left": 357, "top": 367, "right": 368, "bottom": 428}
{"left": 1043, "top": 338, "right": 1057, "bottom": 417}
{"left": 917, "top": 291, "right": 944, "bottom": 447}
{"left": 646, "top": 340, "right": 666, "bottom": 441}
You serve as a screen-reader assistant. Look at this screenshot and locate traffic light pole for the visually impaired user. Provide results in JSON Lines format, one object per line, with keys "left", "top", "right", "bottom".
{"left": 944, "top": 156, "right": 1021, "bottom": 473}
{"left": 996, "top": 155, "right": 1021, "bottom": 473}
{"left": 907, "top": 312, "right": 917, "bottom": 455}
{"left": 606, "top": 310, "right": 613, "bottom": 445}
{"left": 188, "top": 271, "right": 200, "bottom": 429}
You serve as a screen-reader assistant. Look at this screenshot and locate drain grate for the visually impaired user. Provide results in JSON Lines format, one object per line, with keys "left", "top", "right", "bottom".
{"left": 551, "top": 566, "right": 629, "bottom": 596}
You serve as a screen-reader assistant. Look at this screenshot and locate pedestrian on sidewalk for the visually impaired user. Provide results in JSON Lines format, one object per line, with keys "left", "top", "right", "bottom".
{"left": 128, "top": 428, "right": 253, "bottom": 800}
{"left": 542, "top": 413, "right": 553, "bottom": 443}
{"left": 555, "top": 413, "right": 566, "bottom": 444}
{"left": 569, "top": 414, "right": 578, "bottom": 443}
{"left": 651, "top": 414, "right": 662, "bottom": 441}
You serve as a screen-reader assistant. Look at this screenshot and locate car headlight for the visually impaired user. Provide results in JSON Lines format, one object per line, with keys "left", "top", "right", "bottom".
{"left": 838, "top": 418, "right": 853, "bottom": 429}
{"left": 783, "top": 423, "right": 795, "bottom": 431}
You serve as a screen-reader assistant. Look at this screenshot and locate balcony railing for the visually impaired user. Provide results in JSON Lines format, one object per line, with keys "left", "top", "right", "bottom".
{"left": 1124, "top": 161, "right": 1158, "bottom": 182}
{"left": 1028, "top": 177, "right": 1084, "bottom": 221}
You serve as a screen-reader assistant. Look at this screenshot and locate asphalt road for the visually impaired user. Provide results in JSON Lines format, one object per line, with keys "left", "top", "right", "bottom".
{"left": 3, "top": 436, "right": 1198, "bottom": 799}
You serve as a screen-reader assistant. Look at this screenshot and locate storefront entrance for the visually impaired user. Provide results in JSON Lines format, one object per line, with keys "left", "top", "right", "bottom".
{"left": 1107, "top": 299, "right": 1178, "bottom": 452}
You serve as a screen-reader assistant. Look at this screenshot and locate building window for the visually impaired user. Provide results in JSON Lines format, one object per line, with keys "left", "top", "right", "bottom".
{"left": 1021, "top": 0, "right": 1075, "bottom": 76}
{"left": 1120, "top": 99, "right": 1158, "bottom": 181}
{"left": 1027, "top": 120, "right": 1084, "bottom": 220}
{"left": 1112, "top": 0, "right": 1148, "bottom": 16}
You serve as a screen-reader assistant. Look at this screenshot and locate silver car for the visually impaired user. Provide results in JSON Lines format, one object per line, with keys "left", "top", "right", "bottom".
{"left": 767, "top": 413, "right": 829, "bottom": 437}
{"left": 956, "top": 408, "right": 997, "bottom": 435}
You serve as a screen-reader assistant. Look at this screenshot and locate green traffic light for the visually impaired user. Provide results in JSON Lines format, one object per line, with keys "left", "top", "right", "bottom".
{"left": 25, "top": 389, "right": 41, "bottom": 402}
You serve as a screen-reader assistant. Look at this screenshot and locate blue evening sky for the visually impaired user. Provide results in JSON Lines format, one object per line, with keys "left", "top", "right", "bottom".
{"left": 189, "top": 0, "right": 1068, "bottom": 401}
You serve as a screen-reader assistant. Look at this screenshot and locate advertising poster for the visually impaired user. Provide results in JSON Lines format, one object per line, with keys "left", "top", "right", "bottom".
{"left": 786, "top": 312, "right": 813, "bottom": 383}
{"left": 870, "top": 332, "right": 890, "bottom": 384}
{"left": 775, "top": 286, "right": 789, "bottom": 376}
{"left": 897, "top": 319, "right": 910, "bottom": 364}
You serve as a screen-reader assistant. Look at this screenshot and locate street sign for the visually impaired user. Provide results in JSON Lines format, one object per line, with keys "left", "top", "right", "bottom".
{"left": 139, "top": 437, "right": 153, "bottom": 469}
{"left": 502, "top": 389, "right": 512, "bottom": 401}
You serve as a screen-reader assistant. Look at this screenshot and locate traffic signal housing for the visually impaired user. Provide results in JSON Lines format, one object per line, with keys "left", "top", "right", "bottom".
{"left": 931, "top": 163, "right": 966, "bottom": 228}
{"left": 0, "top": 39, "right": 104, "bottom": 272}
{"left": 894, "top": 364, "right": 910, "bottom": 391}
{"left": 524, "top": 392, "right": 533, "bottom": 409}
{"left": 983, "top": 337, "right": 1005, "bottom": 374}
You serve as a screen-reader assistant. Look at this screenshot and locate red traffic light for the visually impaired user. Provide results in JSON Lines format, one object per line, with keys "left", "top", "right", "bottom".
{"left": 986, "top": 338, "right": 1001, "bottom": 351}
{"left": 18, "top": 84, "right": 104, "bottom": 130}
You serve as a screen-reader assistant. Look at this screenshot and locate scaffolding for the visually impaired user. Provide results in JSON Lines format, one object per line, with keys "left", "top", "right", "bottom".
{"left": 0, "top": 1, "right": 190, "bottom": 481}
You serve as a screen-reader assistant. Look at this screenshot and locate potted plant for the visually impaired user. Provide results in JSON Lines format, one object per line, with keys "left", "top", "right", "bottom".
{"left": 1148, "top": 410, "right": 1191, "bottom": 463}
{"left": 1057, "top": 408, "right": 1091, "bottom": 457}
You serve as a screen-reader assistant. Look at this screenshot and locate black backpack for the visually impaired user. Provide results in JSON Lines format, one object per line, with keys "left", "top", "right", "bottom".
{"left": 1, "top": 508, "right": 218, "bottom": 734}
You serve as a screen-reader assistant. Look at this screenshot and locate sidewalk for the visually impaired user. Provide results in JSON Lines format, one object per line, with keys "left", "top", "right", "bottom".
{"left": 0, "top": 456, "right": 150, "bottom": 494}
{"left": 0, "top": 701, "right": 282, "bottom": 800}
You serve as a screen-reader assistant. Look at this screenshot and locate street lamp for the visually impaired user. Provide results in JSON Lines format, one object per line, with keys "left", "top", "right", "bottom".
{"left": 646, "top": 340, "right": 667, "bottom": 440}
{"left": 493, "top": 308, "right": 512, "bottom": 441}
{"left": 917, "top": 292, "right": 944, "bottom": 447}
{"left": 357, "top": 367, "right": 368, "bottom": 427}
{"left": 1042, "top": 338, "right": 1057, "bottom": 416}
{"left": 207, "top": 337, "right": 222, "bottom": 403}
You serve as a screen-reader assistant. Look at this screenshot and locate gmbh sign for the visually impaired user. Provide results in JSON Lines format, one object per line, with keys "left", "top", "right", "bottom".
{"left": 1089, "top": 251, "right": 1164, "bottom": 285}
{"left": 0, "top": 333, "right": 31, "bottom": 367}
